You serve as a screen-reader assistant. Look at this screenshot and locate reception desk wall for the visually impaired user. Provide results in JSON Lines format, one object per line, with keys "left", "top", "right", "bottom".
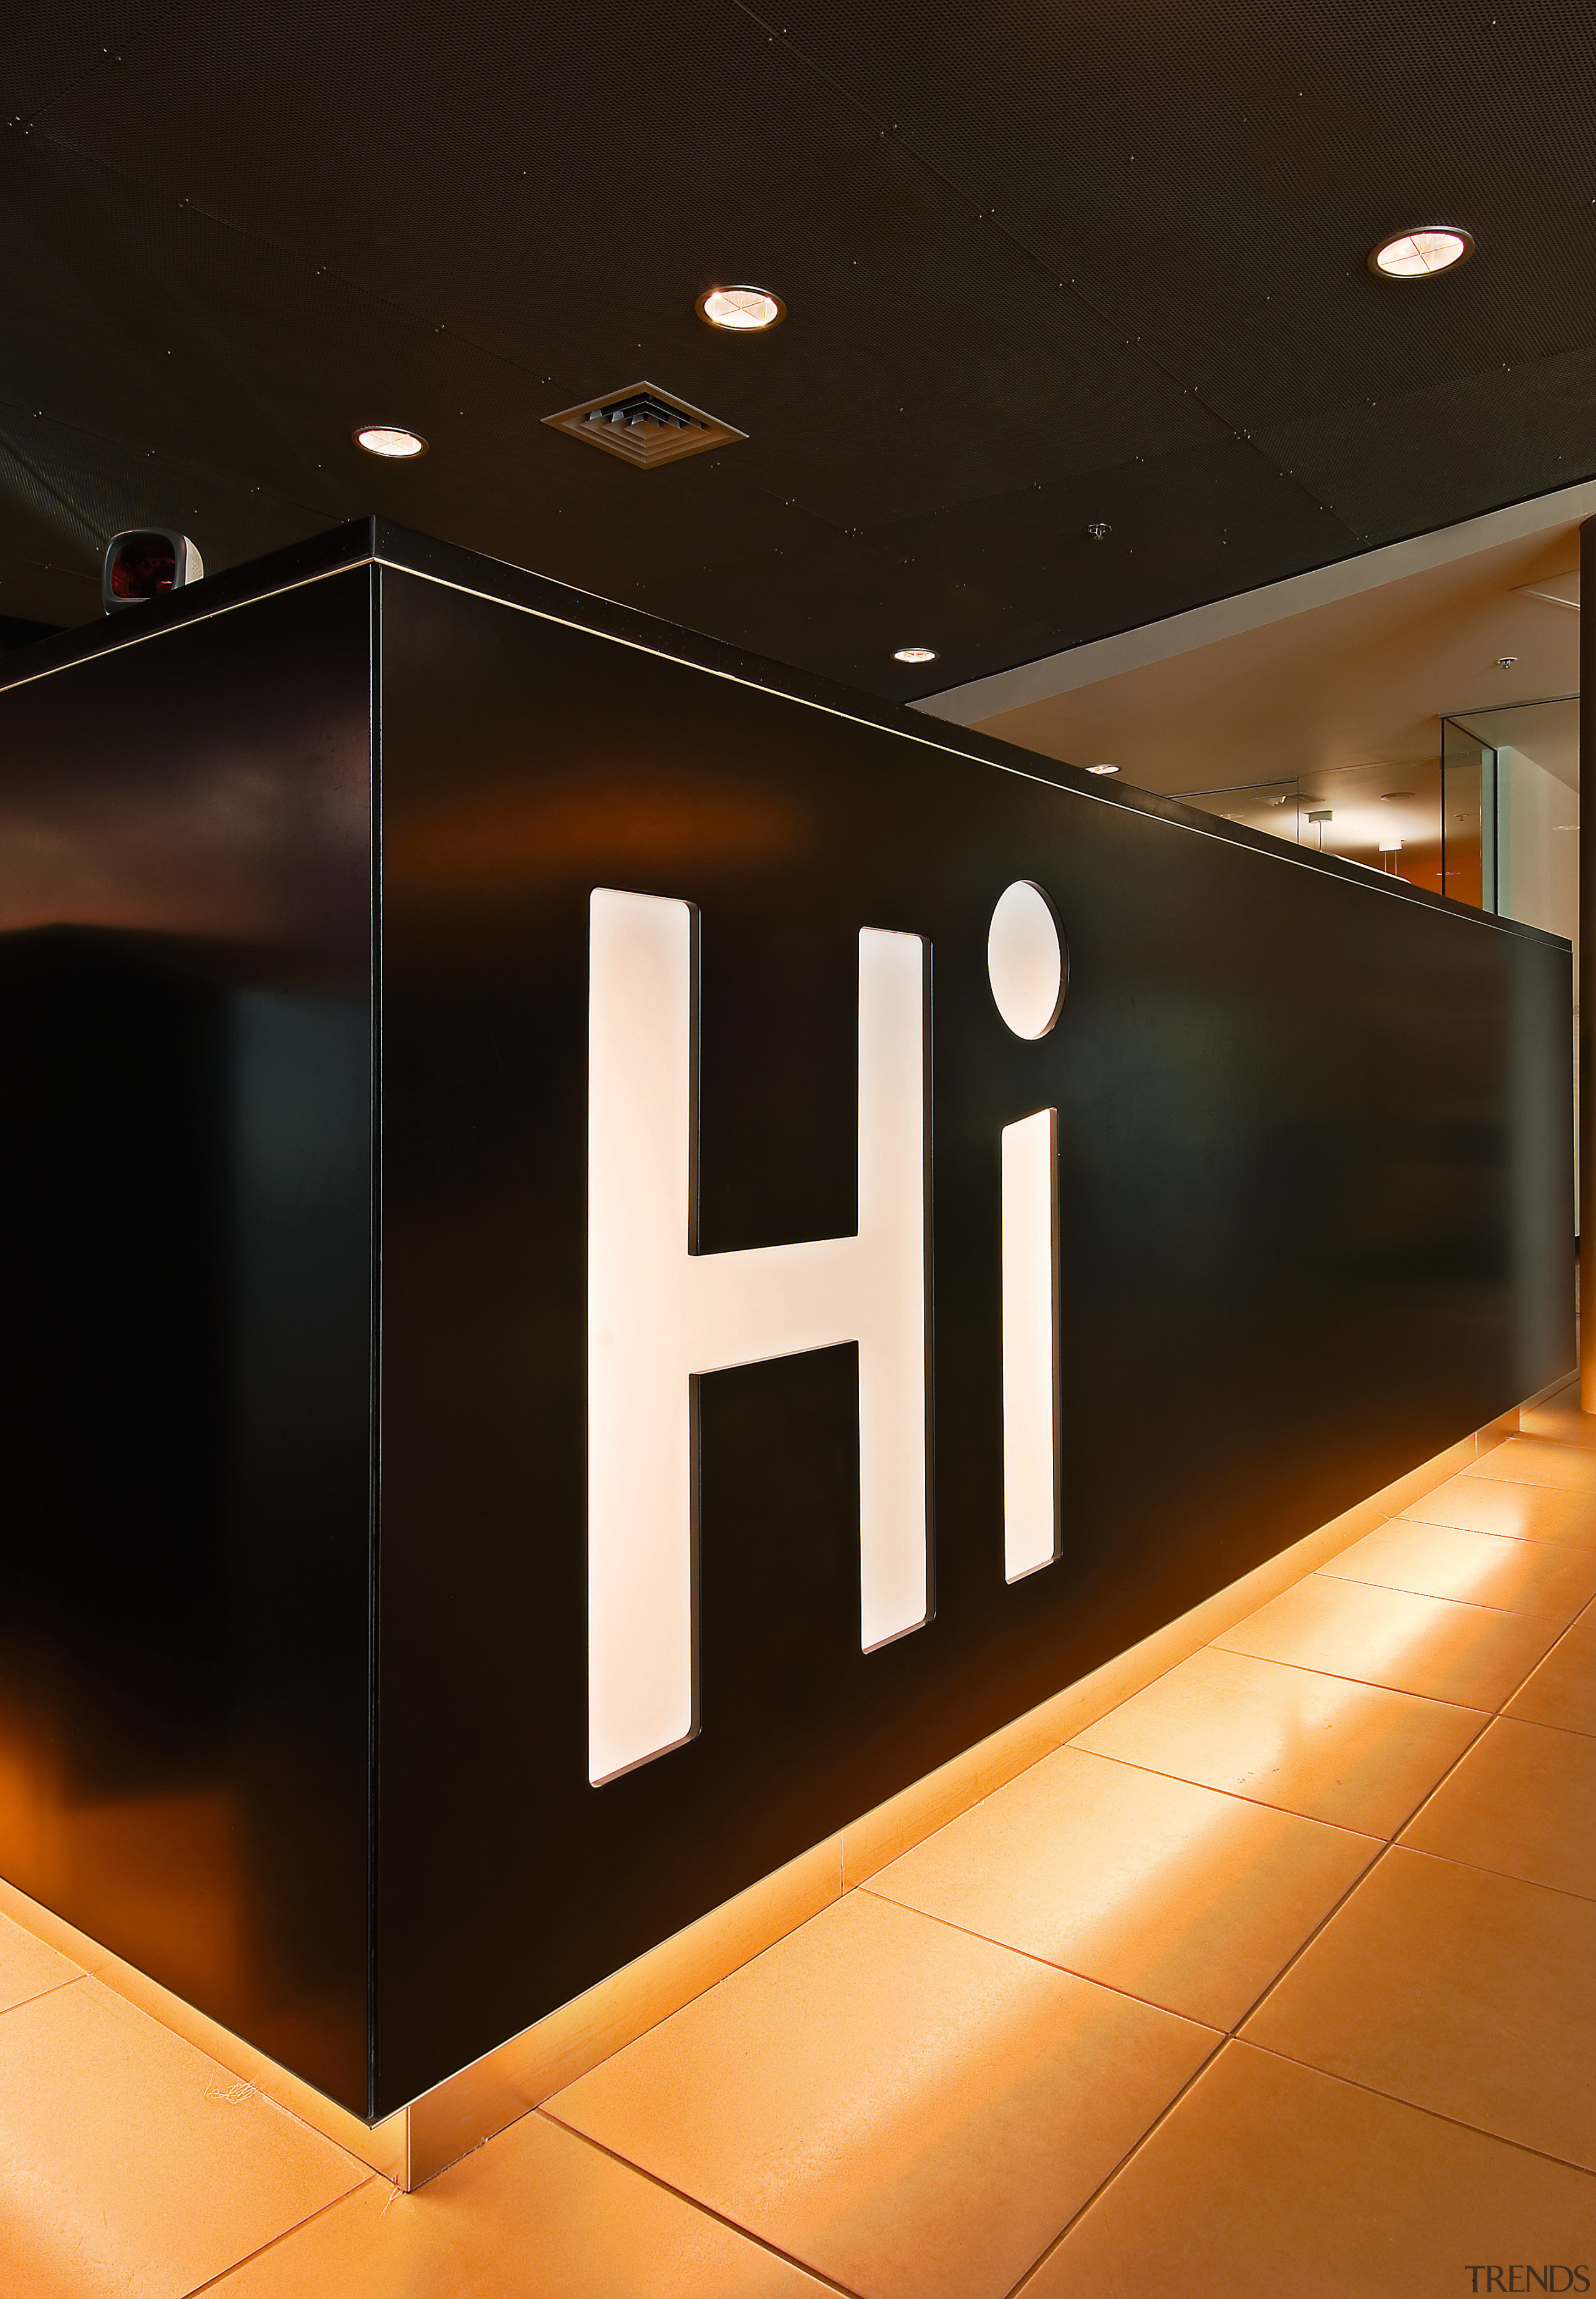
{"left": 0, "top": 520, "right": 1572, "bottom": 2123}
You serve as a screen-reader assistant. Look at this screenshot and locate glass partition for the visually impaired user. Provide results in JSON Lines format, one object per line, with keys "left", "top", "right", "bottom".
{"left": 1440, "top": 716, "right": 1488, "bottom": 910}
{"left": 1440, "top": 695, "right": 1579, "bottom": 937}
{"left": 1176, "top": 693, "right": 1577, "bottom": 935}
{"left": 1444, "top": 694, "right": 1580, "bottom": 1239}
{"left": 1179, "top": 696, "right": 1578, "bottom": 1235}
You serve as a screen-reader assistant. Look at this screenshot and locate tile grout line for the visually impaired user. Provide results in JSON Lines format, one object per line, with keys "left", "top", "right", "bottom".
{"left": 1479, "top": 1709, "right": 1596, "bottom": 1743}
{"left": 1403, "top": 1504, "right": 1596, "bottom": 1553}
{"left": 1064, "top": 1699, "right": 1495, "bottom": 1830}
{"left": 840, "top": 1437, "right": 1547, "bottom": 1897}
{"left": 177, "top": 2176, "right": 383, "bottom": 2296}
{"left": 997, "top": 1543, "right": 1596, "bottom": 2293}
{"left": 1208, "top": 1641, "right": 1521, "bottom": 1704}
{"left": 992, "top": 1677, "right": 1497, "bottom": 2288}
{"left": 1215, "top": 1583, "right": 1596, "bottom": 2036}
{"left": 1079, "top": 1641, "right": 1491, "bottom": 1709}
{"left": 408, "top": 1450, "right": 1531, "bottom": 2287}
{"left": 1397, "top": 1803, "right": 1596, "bottom": 1905}
{"left": 1319, "top": 1566, "right": 1596, "bottom": 1622}
{"left": 1461, "top": 1457, "right": 1596, "bottom": 1493}
{"left": 1233, "top": 2035, "right": 1596, "bottom": 2181}
{"left": 1002, "top": 2033, "right": 1596, "bottom": 2299}
{"left": 534, "top": 2108, "right": 870, "bottom": 2299}
{"left": 1302, "top": 1572, "right": 1589, "bottom": 1623}
{"left": 851, "top": 1880, "right": 1238, "bottom": 2028}
{"left": 1287, "top": 1446, "right": 1596, "bottom": 1531}
{"left": 996, "top": 1773, "right": 1425, "bottom": 2293}
{"left": 542, "top": 1525, "right": 1596, "bottom": 2299}
{"left": 999, "top": 2035, "right": 1229, "bottom": 2297}
{"left": 0, "top": 1971, "right": 88, "bottom": 2027}
{"left": 1467, "top": 1475, "right": 1596, "bottom": 1497}
{"left": 1389, "top": 1510, "right": 1596, "bottom": 1553}
{"left": 1218, "top": 1496, "right": 1584, "bottom": 1684}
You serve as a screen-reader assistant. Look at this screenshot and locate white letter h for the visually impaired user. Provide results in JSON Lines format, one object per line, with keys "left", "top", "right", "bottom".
{"left": 587, "top": 888, "right": 930, "bottom": 1785}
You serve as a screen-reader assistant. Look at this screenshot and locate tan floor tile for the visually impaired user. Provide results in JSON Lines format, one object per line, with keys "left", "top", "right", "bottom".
{"left": 1507, "top": 1609, "right": 1596, "bottom": 1737}
{"left": 1022, "top": 2042, "right": 1596, "bottom": 2299}
{"left": 1241, "top": 1848, "right": 1596, "bottom": 2166}
{"left": 547, "top": 1889, "right": 1216, "bottom": 2299}
{"left": 0, "top": 1976, "right": 365, "bottom": 2299}
{"left": 1401, "top": 1471, "right": 1596, "bottom": 1550}
{"left": 1519, "top": 1392, "right": 1596, "bottom": 1447}
{"left": 211, "top": 2111, "right": 825, "bottom": 2298}
{"left": 867, "top": 1744, "right": 1376, "bottom": 2030}
{"left": 0, "top": 1909, "right": 82, "bottom": 2017}
{"left": 1322, "top": 1519, "right": 1596, "bottom": 1623}
{"left": 1213, "top": 1575, "right": 1558, "bottom": 1709}
{"left": 1469, "top": 1437, "right": 1596, "bottom": 1493}
{"left": 1401, "top": 1717, "right": 1596, "bottom": 1899}
{"left": 1070, "top": 1647, "right": 1485, "bottom": 1837}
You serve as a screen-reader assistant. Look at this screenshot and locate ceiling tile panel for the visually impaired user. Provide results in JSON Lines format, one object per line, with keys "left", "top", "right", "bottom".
{"left": 32, "top": 0, "right": 1222, "bottom": 525}
{"left": 0, "top": 2, "right": 175, "bottom": 117}
{"left": 1, "top": 0, "right": 1592, "bottom": 692}
{"left": 877, "top": 433, "right": 1358, "bottom": 675}
{"left": 1254, "top": 344, "right": 1596, "bottom": 545}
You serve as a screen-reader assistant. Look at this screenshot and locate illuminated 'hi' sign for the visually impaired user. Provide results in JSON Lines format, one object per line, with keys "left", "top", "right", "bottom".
{"left": 587, "top": 879, "right": 1067, "bottom": 1786}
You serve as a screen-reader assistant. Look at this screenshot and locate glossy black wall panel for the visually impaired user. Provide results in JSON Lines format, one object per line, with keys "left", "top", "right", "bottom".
{"left": 0, "top": 573, "right": 374, "bottom": 2111}
{"left": 370, "top": 560, "right": 1572, "bottom": 2111}
{"left": 0, "top": 528, "right": 1572, "bottom": 2124}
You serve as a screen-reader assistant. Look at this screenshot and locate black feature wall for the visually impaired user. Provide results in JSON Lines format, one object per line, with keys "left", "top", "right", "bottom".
{"left": 370, "top": 549, "right": 1571, "bottom": 2114}
{"left": 0, "top": 528, "right": 1572, "bottom": 2121}
{"left": 0, "top": 571, "right": 375, "bottom": 2112}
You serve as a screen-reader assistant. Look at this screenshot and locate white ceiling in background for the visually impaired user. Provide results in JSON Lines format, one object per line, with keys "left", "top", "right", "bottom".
{"left": 913, "top": 479, "right": 1589, "bottom": 800}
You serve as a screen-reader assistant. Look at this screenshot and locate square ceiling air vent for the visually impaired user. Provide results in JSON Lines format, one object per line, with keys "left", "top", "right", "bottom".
{"left": 543, "top": 381, "right": 746, "bottom": 470}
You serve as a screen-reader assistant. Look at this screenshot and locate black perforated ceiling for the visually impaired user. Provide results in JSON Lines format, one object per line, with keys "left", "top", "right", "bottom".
{"left": 1, "top": 0, "right": 1593, "bottom": 695}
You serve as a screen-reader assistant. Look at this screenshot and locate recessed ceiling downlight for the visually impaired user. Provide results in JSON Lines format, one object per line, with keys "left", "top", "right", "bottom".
{"left": 354, "top": 425, "right": 428, "bottom": 457}
{"left": 697, "top": 286, "right": 785, "bottom": 330}
{"left": 1087, "top": 763, "right": 1119, "bottom": 776}
{"left": 893, "top": 646, "right": 937, "bottom": 663}
{"left": 1368, "top": 227, "right": 1473, "bottom": 279}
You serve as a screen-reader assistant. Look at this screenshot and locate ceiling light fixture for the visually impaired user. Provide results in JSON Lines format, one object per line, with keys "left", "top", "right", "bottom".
{"left": 1087, "top": 763, "right": 1119, "bottom": 776}
{"left": 353, "top": 425, "right": 428, "bottom": 458}
{"left": 697, "top": 286, "right": 785, "bottom": 331}
{"left": 1514, "top": 569, "right": 1580, "bottom": 610}
{"left": 1368, "top": 227, "right": 1473, "bottom": 279}
{"left": 893, "top": 645, "right": 936, "bottom": 663}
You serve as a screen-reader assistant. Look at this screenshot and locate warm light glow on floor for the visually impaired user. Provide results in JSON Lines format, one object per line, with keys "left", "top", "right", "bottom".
{"left": 2, "top": 1389, "right": 1590, "bottom": 2293}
